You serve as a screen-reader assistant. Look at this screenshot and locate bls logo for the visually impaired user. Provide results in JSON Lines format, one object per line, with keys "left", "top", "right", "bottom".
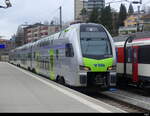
{"left": 94, "top": 64, "right": 105, "bottom": 67}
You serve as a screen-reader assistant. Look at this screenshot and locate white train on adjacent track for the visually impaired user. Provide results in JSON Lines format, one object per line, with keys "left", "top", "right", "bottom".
{"left": 115, "top": 38, "right": 150, "bottom": 88}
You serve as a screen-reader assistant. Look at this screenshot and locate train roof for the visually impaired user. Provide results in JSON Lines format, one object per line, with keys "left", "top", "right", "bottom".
{"left": 115, "top": 37, "right": 150, "bottom": 47}
{"left": 11, "top": 23, "right": 109, "bottom": 51}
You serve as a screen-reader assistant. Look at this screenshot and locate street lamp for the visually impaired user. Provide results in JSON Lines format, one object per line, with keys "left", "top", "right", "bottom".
{"left": 59, "top": 6, "right": 62, "bottom": 30}
{"left": 132, "top": 0, "right": 142, "bottom": 4}
{"left": 0, "top": 0, "right": 12, "bottom": 9}
{"left": 0, "top": 5, "right": 5, "bottom": 8}
{"left": 5, "top": 0, "right": 12, "bottom": 8}
{"left": 105, "top": 0, "right": 130, "bottom": 6}
{"left": 132, "top": 0, "right": 142, "bottom": 32}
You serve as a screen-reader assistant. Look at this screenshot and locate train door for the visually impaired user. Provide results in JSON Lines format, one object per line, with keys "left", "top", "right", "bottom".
{"left": 49, "top": 49, "right": 55, "bottom": 80}
{"left": 132, "top": 46, "right": 139, "bottom": 82}
{"left": 30, "top": 46, "right": 32, "bottom": 69}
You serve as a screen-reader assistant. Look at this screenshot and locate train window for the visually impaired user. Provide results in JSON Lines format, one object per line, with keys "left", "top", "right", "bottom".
{"left": 42, "top": 61, "right": 43, "bottom": 69}
{"left": 28, "top": 53, "right": 31, "bottom": 59}
{"left": 39, "top": 60, "right": 41, "bottom": 69}
{"left": 133, "top": 48, "right": 137, "bottom": 63}
{"left": 80, "top": 24, "right": 105, "bottom": 32}
{"left": 80, "top": 25, "right": 112, "bottom": 59}
{"left": 34, "top": 52, "right": 36, "bottom": 59}
{"left": 59, "top": 31, "right": 66, "bottom": 39}
{"left": 138, "top": 45, "right": 150, "bottom": 64}
{"left": 40, "top": 61, "right": 42, "bottom": 69}
{"left": 44, "top": 41, "right": 46, "bottom": 47}
{"left": 43, "top": 41, "right": 46, "bottom": 47}
{"left": 43, "top": 61, "right": 45, "bottom": 69}
{"left": 46, "top": 61, "right": 49, "bottom": 70}
{"left": 47, "top": 61, "right": 50, "bottom": 70}
{"left": 45, "top": 61, "right": 48, "bottom": 70}
{"left": 39, "top": 61, "right": 41, "bottom": 69}
{"left": 45, "top": 61, "right": 47, "bottom": 70}
{"left": 45, "top": 40, "right": 50, "bottom": 46}
{"left": 51, "top": 40, "right": 53, "bottom": 45}
{"left": 40, "top": 42, "right": 42, "bottom": 47}
{"left": 127, "top": 47, "right": 132, "bottom": 63}
{"left": 42, "top": 42, "right": 44, "bottom": 47}
{"left": 56, "top": 49, "right": 59, "bottom": 60}
{"left": 37, "top": 42, "right": 40, "bottom": 47}
{"left": 42, "top": 42, "right": 45, "bottom": 47}
{"left": 65, "top": 43, "right": 74, "bottom": 57}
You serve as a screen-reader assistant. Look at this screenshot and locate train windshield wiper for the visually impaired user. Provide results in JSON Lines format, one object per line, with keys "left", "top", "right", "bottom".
{"left": 84, "top": 38, "right": 91, "bottom": 55}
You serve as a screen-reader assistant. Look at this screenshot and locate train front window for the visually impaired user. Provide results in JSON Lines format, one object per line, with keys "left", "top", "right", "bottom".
{"left": 80, "top": 25, "right": 112, "bottom": 59}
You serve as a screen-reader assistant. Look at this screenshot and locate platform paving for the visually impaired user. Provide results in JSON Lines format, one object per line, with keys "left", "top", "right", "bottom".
{"left": 0, "top": 62, "right": 125, "bottom": 113}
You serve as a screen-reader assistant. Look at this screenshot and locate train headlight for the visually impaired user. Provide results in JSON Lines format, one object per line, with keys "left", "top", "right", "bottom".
{"left": 107, "top": 66, "right": 116, "bottom": 71}
{"left": 80, "top": 65, "right": 91, "bottom": 71}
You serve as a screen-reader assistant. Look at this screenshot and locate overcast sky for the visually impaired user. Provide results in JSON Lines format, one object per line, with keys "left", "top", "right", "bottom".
{"left": 0, "top": 0, "right": 150, "bottom": 40}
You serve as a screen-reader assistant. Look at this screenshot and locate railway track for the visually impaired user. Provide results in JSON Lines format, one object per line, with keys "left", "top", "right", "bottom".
{"left": 84, "top": 92, "right": 148, "bottom": 113}
{"left": 78, "top": 88, "right": 150, "bottom": 113}
{"left": 101, "top": 91, "right": 149, "bottom": 113}
{"left": 119, "top": 85, "right": 150, "bottom": 97}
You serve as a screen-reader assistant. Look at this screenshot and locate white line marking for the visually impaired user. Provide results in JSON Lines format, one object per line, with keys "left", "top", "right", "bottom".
{"left": 8, "top": 63, "right": 125, "bottom": 113}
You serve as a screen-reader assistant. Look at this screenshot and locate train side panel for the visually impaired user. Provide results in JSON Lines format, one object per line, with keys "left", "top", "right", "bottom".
{"left": 116, "top": 40, "right": 150, "bottom": 87}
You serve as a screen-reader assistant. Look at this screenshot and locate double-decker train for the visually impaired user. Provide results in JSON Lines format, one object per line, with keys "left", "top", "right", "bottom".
{"left": 115, "top": 37, "right": 150, "bottom": 88}
{"left": 9, "top": 23, "right": 116, "bottom": 89}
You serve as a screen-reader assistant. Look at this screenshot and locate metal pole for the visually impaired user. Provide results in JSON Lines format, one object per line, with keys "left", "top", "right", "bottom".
{"left": 123, "top": 36, "right": 134, "bottom": 78}
{"left": 0, "top": 0, "right": 12, "bottom": 9}
{"left": 137, "top": 0, "right": 142, "bottom": 32}
{"left": 83, "top": 0, "right": 84, "bottom": 8}
{"left": 123, "top": 38, "right": 128, "bottom": 78}
{"left": 94, "top": 0, "right": 96, "bottom": 8}
{"left": 59, "top": 6, "right": 62, "bottom": 30}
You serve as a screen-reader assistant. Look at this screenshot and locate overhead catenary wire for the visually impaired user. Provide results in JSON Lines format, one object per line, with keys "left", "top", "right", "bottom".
{"left": 105, "top": 0, "right": 131, "bottom": 5}
{"left": 142, "top": 0, "right": 150, "bottom": 5}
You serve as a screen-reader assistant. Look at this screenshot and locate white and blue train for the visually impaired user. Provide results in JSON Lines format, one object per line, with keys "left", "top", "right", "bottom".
{"left": 9, "top": 23, "right": 116, "bottom": 89}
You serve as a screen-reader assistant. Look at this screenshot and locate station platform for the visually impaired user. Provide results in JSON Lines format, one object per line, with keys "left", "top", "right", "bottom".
{"left": 0, "top": 62, "right": 126, "bottom": 113}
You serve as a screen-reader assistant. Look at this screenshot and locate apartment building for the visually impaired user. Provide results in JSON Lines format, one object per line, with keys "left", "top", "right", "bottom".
{"left": 74, "top": 0, "right": 84, "bottom": 20}
{"left": 0, "top": 39, "right": 10, "bottom": 61}
{"left": 86, "top": 0, "right": 105, "bottom": 12}
{"left": 24, "top": 23, "right": 60, "bottom": 43}
{"left": 141, "top": 14, "right": 150, "bottom": 31}
{"left": 74, "top": 0, "right": 105, "bottom": 20}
